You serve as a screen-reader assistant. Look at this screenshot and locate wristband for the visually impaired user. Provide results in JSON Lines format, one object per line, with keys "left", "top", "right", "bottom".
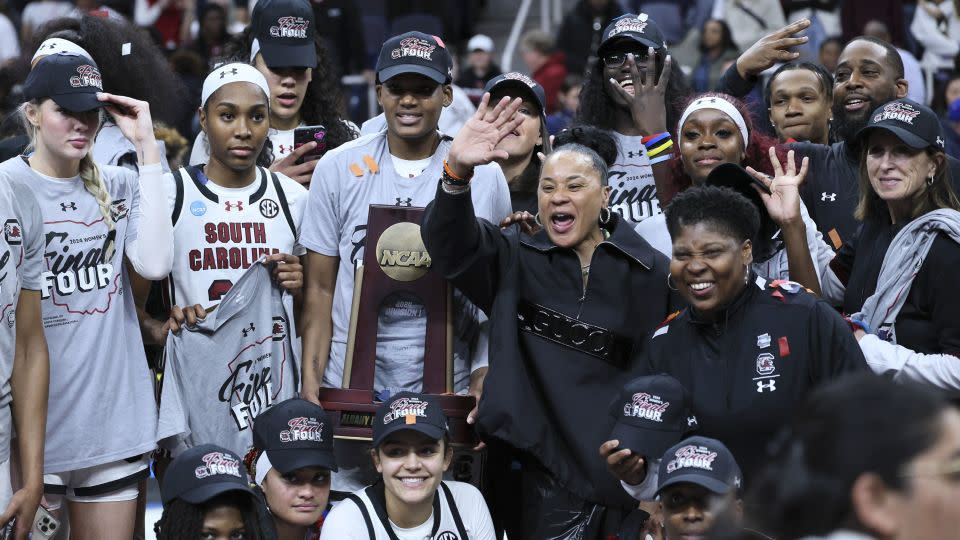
{"left": 845, "top": 316, "right": 872, "bottom": 334}
{"left": 442, "top": 160, "right": 471, "bottom": 187}
{"left": 641, "top": 132, "right": 674, "bottom": 161}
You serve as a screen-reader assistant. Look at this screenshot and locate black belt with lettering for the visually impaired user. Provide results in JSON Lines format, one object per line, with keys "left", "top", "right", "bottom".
{"left": 517, "top": 300, "right": 631, "bottom": 368}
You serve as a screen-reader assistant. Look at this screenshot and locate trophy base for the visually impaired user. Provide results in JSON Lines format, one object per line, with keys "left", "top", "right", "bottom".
{"left": 318, "top": 388, "right": 478, "bottom": 446}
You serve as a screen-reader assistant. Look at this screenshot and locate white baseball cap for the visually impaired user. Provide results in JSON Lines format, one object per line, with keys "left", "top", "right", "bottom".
{"left": 468, "top": 34, "right": 494, "bottom": 53}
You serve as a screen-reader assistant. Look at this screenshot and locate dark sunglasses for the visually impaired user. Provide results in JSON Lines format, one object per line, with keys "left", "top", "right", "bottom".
{"left": 602, "top": 49, "right": 651, "bottom": 68}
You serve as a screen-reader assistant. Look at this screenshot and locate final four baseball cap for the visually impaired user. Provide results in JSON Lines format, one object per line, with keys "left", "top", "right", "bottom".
{"left": 856, "top": 98, "right": 945, "bottom": 151}
{"left": 598, "top": 13, "right": 667, "bottom": 57}
{"left": 610, "top": 374, "right": 698, "bottom": 458}
{"left": 250, "top": 0, "right": 316, "bottom": 69}
{"left": 656, "top": 436, "right": 742, "bottom": 496}
{"left": 252, "top": 398, "right": 338, "bottom": 474}
{"left": 372, "top": 392, "right": 449, "bottom": 447}
{"left": 376, "top": 31, "right": 452, "bottom": 85}
{"left": 484, "top": 72, "right": 547, "bottom": 115}
{"left": 161, "top": 444, "right": 255, "bottom": 505}
{"left": 23, "top": 53, "right": 104, "bottom": 113}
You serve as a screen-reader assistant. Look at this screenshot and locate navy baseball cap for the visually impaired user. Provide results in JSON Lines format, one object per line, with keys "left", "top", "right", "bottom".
{"left": 251, "top": 0, "right": 317, "bottom": 68}
{"left": 657, "top": 436, "right": 743, "bottom": 496}
{"left": 376, "top": 31, "right": 452, "bottom": 85}
{"left": 23, "top": 53, "right": 104, "bottom": 113}
{"left": 610, "top": 374, "right": 698, "bottom": 459}
{"left": 372, "top": 392, "right": 449, "bottom": 447}
{"left": 484, "top": 72, "right": 547, "bottom": 115}
{"left": 598, "top": 13, "right": 667, "bottom": 57}
{"left": 252, "top": 398, "right": 338, "bottom": 473}
{"left": 161, "top": 444, "right": 255, "bottom": 506}
{"left": 856, "top": 99, "right": 945, "bottom": 151}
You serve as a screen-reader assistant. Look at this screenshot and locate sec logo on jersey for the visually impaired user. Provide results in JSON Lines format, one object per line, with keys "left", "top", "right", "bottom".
{"left": 260, "top": 199, "right": 279, "bottom": 219}
{"left": 190, "top": 200, "right": 207, "bottom": 217}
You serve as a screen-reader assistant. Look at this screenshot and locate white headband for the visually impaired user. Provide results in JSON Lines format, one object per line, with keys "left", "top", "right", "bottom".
{"left": 677, "top": 96, "right": 749, "bottom": 147}
{"left": 32, "top": 38, "right": 94, "bottom": 64}
{"left": 201, "top": 63, "right": 271, "bottom": 108}
{"left": 254, "top": 450, "right": 273, "bottom": 486}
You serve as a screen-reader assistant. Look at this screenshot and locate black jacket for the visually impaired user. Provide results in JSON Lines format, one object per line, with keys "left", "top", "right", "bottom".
{"left": 636, "top": 276, "right": 867, "bottom": 482}
{"left": 422, "top": 184, "right": 676, "bottom": 506}
{"left": 830, "top": 218, "right": 960, "bottom": 357}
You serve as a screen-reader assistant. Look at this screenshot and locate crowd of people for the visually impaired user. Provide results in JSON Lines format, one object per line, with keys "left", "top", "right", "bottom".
{"left": 0, "top": 0, "right": 959, "bottom": 540}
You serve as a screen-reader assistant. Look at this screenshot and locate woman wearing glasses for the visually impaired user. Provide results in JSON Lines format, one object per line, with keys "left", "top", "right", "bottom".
{"left": 751, "top": 373, "right": 960, "bottom": 540}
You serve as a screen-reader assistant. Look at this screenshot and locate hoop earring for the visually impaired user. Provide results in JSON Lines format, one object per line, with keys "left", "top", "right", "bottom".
{"left": 667, "top": 272, "right": 678, "bottom": 291}
{"left": 927, "top": 174, "right": 935, "bottom": 186}
{"left": 599, "top": 207, "right": 612, "bottom": 225}
{"left": 534, "top": 213, "right": 543, "bottom": 227}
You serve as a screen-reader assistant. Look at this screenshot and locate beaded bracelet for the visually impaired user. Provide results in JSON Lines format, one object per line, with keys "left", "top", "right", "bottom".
{"left": 641, "top": 131, "right": 674, "bottom": 165}
{"left": 442, "top": 160, "right": 472, "bottom": 187}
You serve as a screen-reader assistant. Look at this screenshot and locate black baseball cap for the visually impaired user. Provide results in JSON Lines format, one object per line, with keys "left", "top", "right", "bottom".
{"left": 252, "top": 398, "right": 338, "bottom": 473}
{"left": 705, "top": 162, "right": 776, "bottom": 241}
{"left": 657, "top": 436, "right": 743, "bottom": 496}
{"left": 23, "top": 53, "right": 104, "bottom": 113}
{"left": 856, "top": 98, "right": 946, "bottom": 151}
{"left": 598, "top": 13, "right": 667, "bottom": 57}
{"left": 251, "top": 0, "right": 317, "bottom": 69}
{"left": 160, "top": 444, "right": 255, "bottom": 506}
{"left": 484, "top": 72, "right": 547, "bottom": 115}
{"left": 376, "top": 31, "right": 452, "bottom": 85}
{"left": 609, "top": 374, "right": 698, "bottom": 458}
{"left": 372, "top": 392, "right": 449, "bottom": 447}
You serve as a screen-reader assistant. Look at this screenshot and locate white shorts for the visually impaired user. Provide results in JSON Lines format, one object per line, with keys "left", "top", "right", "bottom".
{"left": 43, "top": 455, "right": 148, "bottom": 509}
{"left": 0, "top": 459, "right": 11, "bottom": 511}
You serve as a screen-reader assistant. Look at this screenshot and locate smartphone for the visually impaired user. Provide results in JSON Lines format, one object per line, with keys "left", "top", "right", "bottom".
{"left": 293, "top": 125, "right": 328, "bottom": 164}
{"left": 750, "top": 173, "right": 773, "bottom": 195}
{"left": 32, "top": 507, "right": 59, "bottom": 540}
{"left": 0, "top": 518, "right": 13, "bottom": 540}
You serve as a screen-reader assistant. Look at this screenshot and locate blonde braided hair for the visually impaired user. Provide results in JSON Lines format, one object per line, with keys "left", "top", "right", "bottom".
{"left": 19, "top": 100, "right": 114, "bottom": 230}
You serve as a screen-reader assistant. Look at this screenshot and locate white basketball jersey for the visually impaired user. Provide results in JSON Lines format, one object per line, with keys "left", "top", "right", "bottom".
{"left": 166, "top": 165, "right": 304, "bottom": 307}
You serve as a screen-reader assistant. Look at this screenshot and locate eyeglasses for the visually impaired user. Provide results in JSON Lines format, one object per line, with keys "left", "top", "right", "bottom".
{"left": 900, "top": 456, "right": 960, "bottom": 482}
{"left": 602, "top": 50, "right": 650, "bottom": 68}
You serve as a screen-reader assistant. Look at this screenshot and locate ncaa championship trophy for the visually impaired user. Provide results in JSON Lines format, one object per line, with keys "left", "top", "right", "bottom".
{"left": 317, "top": 205, "right": 477, "bottom": 448}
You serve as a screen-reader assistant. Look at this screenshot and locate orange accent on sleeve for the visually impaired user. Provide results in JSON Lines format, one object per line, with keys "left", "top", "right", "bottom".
{"left": 405, "top": 414, "right": 417, "bottom": 425}
{"left": 362, "top": 155, "right": 380, "bottom": 174}
{"left": 828, "top": 228, "right": 842, "bottom": 250}
{"left": 349, "top": 163, "right": 364, "bottom": 177}
{"left": 657, "top": 310, "right": 681, "bottom": 328}
{"left": 778, "top": 336, "right": 791, "bottom": 357}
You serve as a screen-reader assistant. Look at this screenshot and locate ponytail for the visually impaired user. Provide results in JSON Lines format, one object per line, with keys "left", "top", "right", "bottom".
{"left": 79, "top": 152, "right": 114, "bottom": 230}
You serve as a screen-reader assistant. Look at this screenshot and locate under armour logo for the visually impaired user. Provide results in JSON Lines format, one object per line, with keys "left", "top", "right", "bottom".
{"left": 219, "top": 67, "right": 239, "bottom": 78}
{"left": 395, "top": 197, "right": 413, "bottom": 207}
{"left": 241, "top": 322, "right": 255, "bottom": 337}
{"left": 756, "top": 379, "right": 777, "bottom": 393}
{"left": 60, "top": 202, "right": 77, "bottom": 211}
{"left": 224, "top": 201, "right": 243, "bottom": 211}
{"left": 821, "top": 192, "right": 837, "bottom": 202}
{"left": 687, "top": 416, "right": 697, "bottom": 427}
{"left": 278, "top": 144, "right": 291, "bottom": 154}
{"left": 626, "top": 150, "right": 639, "bottom": 158}
{"left": 937, "top": 136, "right": 945, "bottom": 147}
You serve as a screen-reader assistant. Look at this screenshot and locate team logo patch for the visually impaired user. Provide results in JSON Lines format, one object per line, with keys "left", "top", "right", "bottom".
{"left": 502, "top": 72, "right": 538, "bottom": 88}
{"left": 3, "top": 219, "right": 22, "bottom": 245}
{"left": 756, "top": 333, "right": 771, "bottom": 349}
{"left": 259, "top": 198, "right": 279, "bottom": 219}
{"left": 272, "top": 316, "right": 287, "bottom": 341}
{"left": 391, "top": 37, "right": 436, "bottom": 61}
{"left": 194, "top": 452, "right": 241, "bottom": 479}
{"left": 608, "top": 13, "right": 649, "bottom": 37}
{"left": 874, "top": 101, "right": 921, "bottom": 125}
{"left": 383, "top": 397, "right": 428, "bottom": 424}
{"left": 666, "top": 444, "right": 717, "bottom": 473}
{"left": 436, "top": 533, "right": 459, "bottom": 540}
{"left": 270, "top": 16, "right": 309, "bottom": 39}
{"left": 190, "top": 200, "right": 207, "bottom": 216}
{"left": 756, "top": 353, "right": 776, "bottom": 376}
{"left": 70, "top": 64, "right": 102, "bottom": 90}
{"left": 280, "top": 416, "right": 324, "bottom": 443}
{"left": 109, "top": 199, "right": 128, "bottom": 221}
{"left": 623, "top": 392, "right": 669, "bottom": 422}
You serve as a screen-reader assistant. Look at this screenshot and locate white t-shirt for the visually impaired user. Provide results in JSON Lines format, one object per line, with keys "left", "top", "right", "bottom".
{"left": 163, "top": 165, "right": 308, "bottom": 307}
{"left": 609, "top": 131, "right": 661, "bottom": 225}
{"left": 21, "top": 1, "right": 73, "bottom": 33}
{"left": 320, "top": 481, "right": 496, "bottom": 540}
{"left": 392, "top": 156, "right": 432, "bottom": 179}
{"left": 0, "top": 157, "right": 172, "bottom": 472}
{"left": 299, "top": 131, "right": 511, "bottom": 394}
{"left": 0, "top": 14, "right": 19, "bottom": 64}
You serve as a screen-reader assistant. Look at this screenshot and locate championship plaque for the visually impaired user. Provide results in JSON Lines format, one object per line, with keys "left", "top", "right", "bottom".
{"left": 317, "top": 205, "right": 477, "bottom": 445}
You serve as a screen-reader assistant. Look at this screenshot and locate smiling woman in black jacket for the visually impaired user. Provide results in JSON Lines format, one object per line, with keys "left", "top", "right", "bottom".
{"left": 422, "top": 97, "right": 675, "bottom": 537}
{"left": 636, "top": 185, "right": 866, "bottom": 486}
